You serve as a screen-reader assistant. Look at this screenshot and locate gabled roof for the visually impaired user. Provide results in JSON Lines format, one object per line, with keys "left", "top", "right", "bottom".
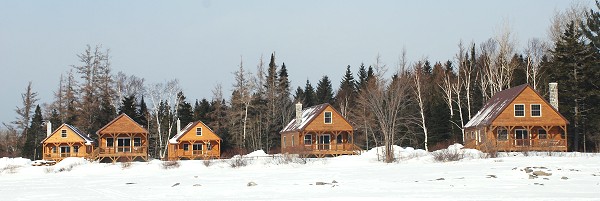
{"left": 41, "top": 124, "right": 94, "bottom": 145}
{"left": 96, "top": 113, "right": 148, "bottom": 135}
{"left": 280, "top": 103, "right": 351, "bottom": 133}
{"left": 464, "top": 84, "right": 568, "bottom": 128}
{"left": 169, "top": 121, "right": 221, "bottom": 144}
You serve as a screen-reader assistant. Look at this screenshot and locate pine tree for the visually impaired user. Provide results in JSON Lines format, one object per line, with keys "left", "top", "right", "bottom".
{"left": 356, "top": 63, "right": 369, "bottom": 90}
{"left": 23, "top": 105, "right": 43, "bottom": 160}
{"left": 137, "top": 96, "right": 149, "bottom": 128}
{"left": 293, "top": 86, "right": 304, "bottom": 103}
{"left": 303, "top": 80, "right": 316, "bottom": 107}
{"left": 119, "top": 95, "right": 137, "bottom": 118}
{"left": 193, "top": 99, "right": 212, "bottom": 123}
{"left": 335, "top": 65, "right": 357, "bottom": 117}
{"left": 176, "top": 92, "right": 194, "bottom": 127}
{"left": 547, "top": 22, "right": 600, "bottom": 151}
{"left": 315, "top": 75, "right": 334, "bottom": 104}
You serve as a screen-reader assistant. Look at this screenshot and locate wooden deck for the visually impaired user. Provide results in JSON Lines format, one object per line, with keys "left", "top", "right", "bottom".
{"left": 471, "top": 139, "right": 567, "bottom": 152}
{"left": 90, "top": 147, "right": 148, "bottom": 162}
{"left": 283, "top": 143, "right": 362, "bottom": 158}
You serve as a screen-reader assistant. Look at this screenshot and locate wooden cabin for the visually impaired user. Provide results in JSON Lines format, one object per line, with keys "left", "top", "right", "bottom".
{"left": 167, "top": 120, "right": 222, "bottom": 160}
{"left": 464, "top": 84, "right": 569, "bottom": 152}
{"left": 93, "top": 114, "right": 149, "bottom": 163}
{"left": 280, "top": 103, "right": 361, "bottom": 157}
{"left": 41, "top": 123, "right": 94, "bottom": 162}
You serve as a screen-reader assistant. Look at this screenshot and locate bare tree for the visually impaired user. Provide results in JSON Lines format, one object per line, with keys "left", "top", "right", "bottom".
{"left": 548, "top": 2, "right": 588, "bottom": 45}
{"left": 114, "top": 72, "right": 146, "bottom": 109}
{"left": 229, "top": 57, "right": 254, "bottom": 148}
{"left": 412, "top": 61, "right": 429, "bottom": 152}
{"left": 146, "top": 79, "right": 181, "bottom": 159}
{"left": 357, "top": 55, "right": 413, "bottom": 163}
{"left": 524, "top": 38, "right": 548, "bottom": 90}
{"left": 13, "top": 82, "right": 39, "bottom": 136}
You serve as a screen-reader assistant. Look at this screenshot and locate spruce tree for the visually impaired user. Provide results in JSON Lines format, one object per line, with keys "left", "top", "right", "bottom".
{"left": 24, "top": 105, "right": 44, "bottom": 160}
{"left": 303, "top": 80, "right": 316, "bottom": 107}
{"left": 315, "top": 75, "right": 334, "bottom": 104}
{"left": 293, "top": 86, "right": 304, "bottom": 103}
{"left": 335, "top": 65, "right": 357, "bottom": 116}
{"left": 137, "top": 96, "right": 149, "bottom": 127}
{"left": 176, "top": 92, "right": 194, "bottom": 127}
{"left": 119, "top": 95, "right": 137, "bottom": 118}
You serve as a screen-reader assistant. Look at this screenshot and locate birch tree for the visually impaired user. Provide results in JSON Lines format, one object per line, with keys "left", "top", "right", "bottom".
{"left": 146, "top": 79, "right": 181, "bottom": 159}
{"left": 412, "top": 61, "right": 429, "bottom": 151}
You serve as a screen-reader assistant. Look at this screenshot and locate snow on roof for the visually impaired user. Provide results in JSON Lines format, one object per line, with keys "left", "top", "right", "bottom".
{"left": 280, "top": 103, "right": 329, "bottom": 133}
{"left": 169, "top": 121, "right": 219, "bottom": 144}
{"left": 65, "top": 124, "right": 95, "bottom": 145}
{"left": 41, "top": 124, "right": 94, "bottom": 145}
{"left": 464, "top": 84, "right": 528, "bottom": 128}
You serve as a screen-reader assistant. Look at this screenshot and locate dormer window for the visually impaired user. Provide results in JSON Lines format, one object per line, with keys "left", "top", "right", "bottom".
{"left": 61, "top": 130, "right": 67, "bottom": 138}
{"left": 196, "top": 127, "right": 202, "bottom": 136}
{"left": 324, "top": 111, "right": 332, "bottom": 124}
{"left": 531, "top": 104, "right": 541, "bottom": 117}
{"left": 514, "top": 104, "right": 525, "bottom": 117}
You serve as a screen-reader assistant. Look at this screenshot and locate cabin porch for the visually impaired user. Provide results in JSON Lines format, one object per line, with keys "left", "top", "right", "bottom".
{"left": 42, "top": 142, "right": 93, "bottom": 162}
{"left": 282, "top": 130, "right": 362, "bottom": 157}
{"left": 167, "top": 140, "right": 221, "bottom": 160}
{"left": 466, "top": 124, "right": 568, "bottom": 152}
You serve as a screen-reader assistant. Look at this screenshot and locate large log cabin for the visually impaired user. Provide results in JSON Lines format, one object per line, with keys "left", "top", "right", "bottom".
{"left": 41, "top": 123, "right": 94, "bottom": 162}
{"left": 464, "top": 84, "right": 568, "bottom": 152}
{"left": 168, "top": 120, "right": 222, "bottom": 160}
{"left": 93, "top": 114, "right": 149, "bottom": 163}
{"left": 280, "top": 103, "right": 361, "bottom": 157}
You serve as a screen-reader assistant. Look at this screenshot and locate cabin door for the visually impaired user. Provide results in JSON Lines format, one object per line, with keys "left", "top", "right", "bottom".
{"left": 60, "top": 146, "right": 71, "bottom": 157}
{"left": 318, "top": 134, "right": 331, "bottom": 150}
{"left": 515, "top": 129, "right": 530, "bottom": 146}
{"left": 117, "top": 138, "right": 131, "bottom": 152}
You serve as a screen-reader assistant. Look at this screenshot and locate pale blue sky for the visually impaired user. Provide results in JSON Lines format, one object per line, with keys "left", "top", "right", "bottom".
{"left": 0, "top": 0, "right": 591, "bottom": 125}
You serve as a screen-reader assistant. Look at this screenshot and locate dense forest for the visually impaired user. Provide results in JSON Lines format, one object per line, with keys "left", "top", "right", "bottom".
{"left": 1, "top": 4, "right": 599, "bottom": 160}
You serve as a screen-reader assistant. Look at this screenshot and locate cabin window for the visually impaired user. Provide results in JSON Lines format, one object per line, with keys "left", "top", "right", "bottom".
{"left": 61, "top": 130, "right": 67, "bottom": 138}
{"left": 193, "top": 143, "right": 203, "bottom": 151}
{"left": 283, "top": 136, "right": 286, "bottom": 148}
{"left": 117, "top": 138, "right": 132, "bottom": 152}
{"left": 133, "top": 137, "right": 141, "bottom": 147}
{"left": 196, "top": 127, "right": 202, "bottom": 136}
{"left": 514, "top": 104, "right": 525, "bottom": 117}
{"left": 304, "top": 134, "right": 312, "bottom": 145}
{"left": 291, "top": 135, "right": 295, "bottom": 146}
{"left": 324, "top": 111, "right": 332, "bottom": 124}
{"left": 73, "top": 145, "right": 79, "bottom": 153}
{"left": 207, "top": 142, "right": 212, "bottom": 151}
{"left": 106, "top": 138, "right": 114, "bottom": 147}
{"left": 60, "top": 146, "right": 70, "bottom": 154}
{"left": 470, "top": 131, "right": 474, "bottom": 139}
{"left": 183, "top": 143, "right": 189, "bottom": 151}
{"left": 497, "top": 128, "right": 508, "bottom": 141}
{"left": 538, "top": 129, "right": 547, "bottom": 139}
{"left": 52, "top": 146, "right": 57, "bottom": 153}
{"left": 531, "top": 104, "right": 541, "bottom": 117}
{"left": 337, "top": 134, "right": 343, "bottom": 143}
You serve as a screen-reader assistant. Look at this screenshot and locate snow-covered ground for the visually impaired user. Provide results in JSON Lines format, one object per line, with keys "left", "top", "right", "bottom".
{"left": 1, "top": 145, "right": 600, "bottom": 200}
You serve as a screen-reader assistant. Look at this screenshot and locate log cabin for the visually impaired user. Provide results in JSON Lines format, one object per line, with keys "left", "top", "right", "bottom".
{"left": 464, "top": 83, "right": 568, "bottom": 152}
{"left": 280, "top": 103, "right": 361, "bottom": 157}
{"left": 41, "top": 123, "right": 94, "bottom": 162}
{"left": 93, "top": 113, "right": 149, "bottom": 163}
{"left": 168, "top": 120, "right": 222, "bottom": 160}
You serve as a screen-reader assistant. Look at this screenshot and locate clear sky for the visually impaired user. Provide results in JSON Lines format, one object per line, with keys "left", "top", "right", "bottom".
{"left": 0, "top": 0, "right": 591, "bottom": 125}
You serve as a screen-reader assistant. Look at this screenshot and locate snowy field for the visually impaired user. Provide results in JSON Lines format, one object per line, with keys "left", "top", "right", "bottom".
{"left": 1, "top": 145, "right": 600, "bottom": 201}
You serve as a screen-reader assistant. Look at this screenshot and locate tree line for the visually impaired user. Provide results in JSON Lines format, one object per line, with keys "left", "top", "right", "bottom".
{"left": 1, "top": 3, "right": 599, "bottom": 162}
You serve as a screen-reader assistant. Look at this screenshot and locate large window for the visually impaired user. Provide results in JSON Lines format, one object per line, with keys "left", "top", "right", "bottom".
{"left": 61, "top": 130, "right": 67, "bottom": 138}
{"left": 183, "top": 143, "right": 189, "bottom": 151}
{"left": 106, "top": 138, "right": 114, "bottom": 147}
{"left": 60, "top": 146, "right": 70, "bottom": 157}
{"left": 324, "top": 111, "right": 332, "bottom": 124}
{"left": 304, "top": 134, "right": 312, "bottom": 145}
{"left": 117, "top": 138, "right": 131, "bottom": 152}
{"left": 73, "top": 145, "right": 79, "bottom": 153}
{"left": 538, "top": 129, "right": 547, "bottom": 139}
{"left": 196, "top": 127, "right": 202, "bottom": 136}
{"left": 193, "top": 143, "right": 203, "bottom": 151}
{"left": 531, "top": 104, "right": 541, "bottom": 117}
{"left": 497, "top": 128, "right": 508, "bottom": 141}
{"left": 514, "top": 104, "right": 525, "bottom": 117}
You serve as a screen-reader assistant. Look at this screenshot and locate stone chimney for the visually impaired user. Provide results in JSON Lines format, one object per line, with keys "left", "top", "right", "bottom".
{"left": 177, "top": 118, "right": 181, "bottom": 135}
{"left": 295, "top": 102, "right": 302, "bottom": 127}
{"left": 46, "top": 121, "right": 52, "bottom": 137}
{"left": 549, "top": 82, "right": 558, "bottom": 110}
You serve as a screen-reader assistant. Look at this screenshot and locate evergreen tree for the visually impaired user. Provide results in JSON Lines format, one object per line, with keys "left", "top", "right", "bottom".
{"left": 356, "top": 63, "right": 369, "bottom": 90}
{"left": 24, "top": 105, "right": 44, "bottom": 160}
{"left": 137, "top": 96, "right": 149, "bottom": 127}
{"left": 293, "top": 86, "right": 304, "bottom": 103}
{"left": 119, "top": 95, "right": 137, "bottom": 118}
{"left": 193, "top": 98, "right": 212, "bottom": 123}
{"left": 547, "top": 22, "right": 600, "bottom": 151}
{"left": 176, "top": 91, "right": 194, "bottom": 127}
{"left": 303, "top": 80, "right": 316, "bottom": 107}
{"left": 315, "top": 75, "right": 334, "bottom": 104}
{"left": 335, "top": 65, "right": 357, "bottom": 117}
{"left": 49, "top": 109, "right": 61, "bottom": 129}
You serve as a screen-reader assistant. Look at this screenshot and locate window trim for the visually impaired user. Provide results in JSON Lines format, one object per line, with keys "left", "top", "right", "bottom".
{"left": 514, "top": 104, "right": 525, "bottom": 117}
{"left": 106, "top": 138, "right": 114, "bottom": 147}
{"left": 196, "top": 127, "right": 202, "bottom": 136}
{"left": 324, "top": 111, "right": 332, "bottom": 124}
{"left": 61, "top": 130, "right": 67, "bottom": 138}
{"left": 133, "top": 137, "right": 142, "bottom": 147}
{"left": 497, "top": 128, "right": 508, "bottom": 141}
{"left": 304, "top": 134, "right": 312, "bottom": 145}
{"left": 530, "top": 104, "right": 542, "bottom": 117}
{"left": 193, "top": 143, "right": 203, "bottom": 151}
